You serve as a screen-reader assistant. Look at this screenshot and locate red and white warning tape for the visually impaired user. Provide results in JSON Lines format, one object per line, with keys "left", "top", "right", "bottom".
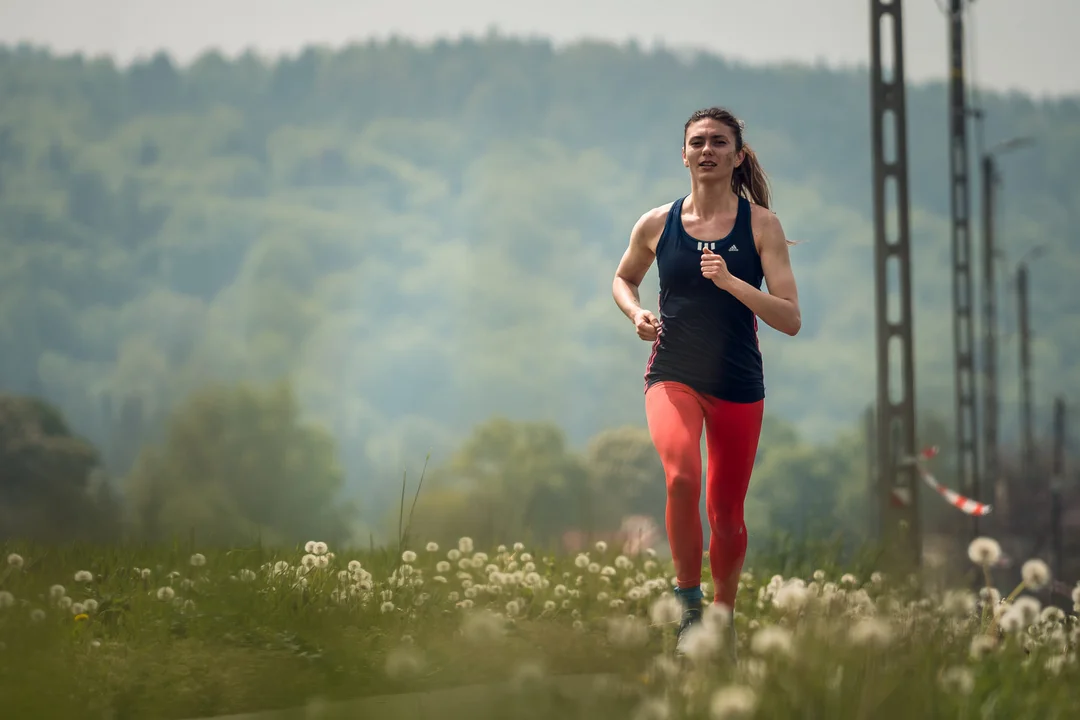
{"left": 889, "top": 446, "right": 993, "bottom": 516}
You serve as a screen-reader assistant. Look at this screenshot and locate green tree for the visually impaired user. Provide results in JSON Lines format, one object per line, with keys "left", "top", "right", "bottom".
{"left": 0, "top": 394, "right": 120, "bottom": 541}
{"left": 124, "top": 380, "right": 354, "bottom": 547}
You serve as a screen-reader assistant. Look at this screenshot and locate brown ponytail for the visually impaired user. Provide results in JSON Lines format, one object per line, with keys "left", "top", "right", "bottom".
{"left": 732, "top": 143, "right": 771, "bottom": 210}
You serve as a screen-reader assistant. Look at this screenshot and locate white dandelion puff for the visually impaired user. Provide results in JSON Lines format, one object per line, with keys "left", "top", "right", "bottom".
{"left": 156, "top": 586, "right": 175, "bottom": 601}
{"left": 458, "top": 537, "right": 474, "bottom": 554}
{"left": 967, "top": 537, "right": 1001, "bottom": 567}
{"left": 938, "top": 666, "right": 974, "bottom": 695}
{"left": 401, "top": 550, "right": 417, "bottom": 564}
{"left": 30, "top": 608, "right": 45, "bottom": 622}
{"left": 1021, "top": 558, "right": 1050, "bottom": 590}
{"left": 969, "top": 634, "right": 996, "bottom": 660}
{"left": 750, "top": 626, "right": 794, "bottom": 657}
{"left": 73, "top": 570, "right": 93, "bottom": 584}
{"left": 6, "top": 553, "right": 23, "bottom": 569}
{"left": 943, "top": 590, "right": 977, "bottom": 617}
{"left": 1013, "top": 596, "right": 1041, "bottom": 626}
{"left": 0, "top": 591, "right": 14, "bottom": 609}
{"left": 708, "top": 685, "right": 758, "bottom": 719}
{"left": 312, "top": 542, "right": 328, "bottom": 556}
{"left": 772, "top": 583, "right": 809, "bottom": 613}
{"left": 425, "top": 542, "right": 439, "bottom": 552}
{"left": 49, "top": 584, "right": 65, "bottom": 600}
{"left": 848, "top": 617, "right": 894, "bottom": 650}
{"left": 189, "top": 553, "right": 206, "bottom": 567}
{"left": 83, "top": 599, "right": 99, "bottom": 613}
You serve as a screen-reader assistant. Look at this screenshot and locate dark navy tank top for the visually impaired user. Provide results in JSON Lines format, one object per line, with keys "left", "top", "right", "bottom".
{"left": 644, "top": 195, "right": 765, "bottom": 403}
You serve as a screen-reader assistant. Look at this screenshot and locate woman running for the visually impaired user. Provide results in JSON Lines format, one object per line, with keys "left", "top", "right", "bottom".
{"left": 611, "top": 106, "right": 801, "bottom": 657}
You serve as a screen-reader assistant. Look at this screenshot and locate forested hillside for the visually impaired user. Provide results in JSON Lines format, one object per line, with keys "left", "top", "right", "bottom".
{"left": 1, "top": 37, "right": 1077, "bottom": 543}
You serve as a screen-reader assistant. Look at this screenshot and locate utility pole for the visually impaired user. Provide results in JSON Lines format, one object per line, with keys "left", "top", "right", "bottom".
{"left": 979, "top": 149, "right": 996, "bottom": 539}
{"left": 1017, "top": 262, "right": 1034, "bottom": 488}
{"left": 979, "top": 135, "right": 1034, "bottom": 532}
{"left": 1050, "top": 396, "right": 1065, "bottom": 581}
{"left": 948, "top": 0, "right": 980, "bottom": 543}
{"left": 870, "top": 0, "right": 920, "bottom": 572}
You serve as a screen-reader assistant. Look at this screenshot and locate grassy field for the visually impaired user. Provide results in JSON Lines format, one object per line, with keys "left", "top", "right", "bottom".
{"left": 0, "top": 534, "right": 1078, "bottom": 720}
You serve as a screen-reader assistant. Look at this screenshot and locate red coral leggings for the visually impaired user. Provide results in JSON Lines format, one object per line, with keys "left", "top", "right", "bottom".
{"left": 644, "top": 381, "right": 764, "bottom": 607}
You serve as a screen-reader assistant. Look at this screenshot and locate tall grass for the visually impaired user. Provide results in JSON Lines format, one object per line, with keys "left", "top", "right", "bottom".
{"left": 1, "top": 529, "right": 1077, "bottom": 719}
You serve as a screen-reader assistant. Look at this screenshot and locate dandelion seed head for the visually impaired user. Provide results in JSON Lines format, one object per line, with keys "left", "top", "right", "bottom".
{"left": 588, "top": 562, "right": 601, "bottom": 574}
{"left": 999, "top": 607, "right": 1024, "bottom": 633}
{"left": 6, "top": 553, "right": 23, "bottom": 569}
{"left": 1021, "top": 558, "right": 1050, "bottom": 590}
{"left": 1040, "top": 606, "right": 1066, "bottom": 625}
{"left": 1013, "top": 595, "right": 1041, "bottom": 626}
{"left": 772, "top": 583, "right": 809, "bottom": 613}
{"left": 848, "top": 617, "right": 894, "bottom": 650}
{"left": 750, "top": 625, "right": 794, "bottom": 657}
{"left": 969, "top": 634, "right": 996, "bottom": 660}
{"left": 943, "top": 589, "right": 977, "bottom": 617}
{"left": 0, "top": 591, "right": 13, "bottom": 608}
{"left": 315, "top": 554, "right": 329, "bottom": 569}
{"left": 967, "top": 537, "right": 1002, "bottom": 567}
{"left": 140, "top": 568, "right": 152, "bottom": 579}
{"left": 189, "top": 553, "right": 206, "bottom": 567}
{"left": 708, "top": 685, "right": 758, "bottom": 719}
{"left": 458, "top": 537, "right": 474, "bottom": 554}
{"left": 594, "top": 540, "right": 608, "bottom": 553}
{"left": 30, "top": 608, "right": 45, "bottom": 622}
{"left": 49, "top": 584, "right": 65, "bottom": 600}
{"left": 574, "top": 553, "right": 589, "bottom": 568}
{"left": 979, "top": 587, "right": 1001, "bottom": 606}
{"left": 156, "top": 586, "right": 175, "bottom": 601}
{"left": 312, "top": 542, "right": 328, "bottom": 556}
{"left": 73, "top": 570, "right": 93, "bottom": 584}
{"left": 938, "top": 666, "right": 974, "bottom": 695}
{"left": 425, "top": 542, "right": 439, "bottom": 552}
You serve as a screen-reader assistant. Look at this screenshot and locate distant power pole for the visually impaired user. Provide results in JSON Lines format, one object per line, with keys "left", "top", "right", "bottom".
{"left": 1050, "top": 396, "right": 1066, "bottom": 581}
{"left": 1017, "top": 262, "right": 1034, "bottom": 488}
{"left": 869, "top": 0, "right": 920, "bottom": 571}
{"left": 948, "top": 0, "right": 981, "bottom": 542}
{"left": 980, "top": 151, "right": 999, "bottom": 525}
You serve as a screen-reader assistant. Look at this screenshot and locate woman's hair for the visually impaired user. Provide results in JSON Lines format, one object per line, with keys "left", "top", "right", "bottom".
{"left": 683, "top": 107, "right": 771, "bottom": 210}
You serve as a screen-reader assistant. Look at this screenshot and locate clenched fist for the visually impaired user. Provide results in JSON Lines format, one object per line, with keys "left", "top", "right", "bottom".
{"left": 632, "top": 308, "right": 661, "bottom": 342}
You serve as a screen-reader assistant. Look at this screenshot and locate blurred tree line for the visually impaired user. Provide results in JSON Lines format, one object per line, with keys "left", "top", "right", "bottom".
{"left": 0, "top": 36, "right": 1076, "bottom": 548}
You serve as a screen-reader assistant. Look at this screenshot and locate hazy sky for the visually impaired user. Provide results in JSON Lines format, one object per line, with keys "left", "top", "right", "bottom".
{"left": 1, "top": 0, "right": 1077, "bottom": 98}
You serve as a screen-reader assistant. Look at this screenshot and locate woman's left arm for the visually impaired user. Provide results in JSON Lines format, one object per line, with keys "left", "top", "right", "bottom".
{"left": 705, "top": 210, "right": 801, "bottom": 336}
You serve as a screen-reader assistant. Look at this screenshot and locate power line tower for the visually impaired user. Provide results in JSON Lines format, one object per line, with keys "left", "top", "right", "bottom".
{"left": 870, "top": 0, "right": 920, "bottom": 572}
{"left": 947, "top": 0, "right": 981, "bottom": 542}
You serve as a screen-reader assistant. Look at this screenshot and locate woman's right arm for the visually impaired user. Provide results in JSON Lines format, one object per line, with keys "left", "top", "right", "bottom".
{"left": 613, "top": 206, "right": 668, "bottom": 339}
